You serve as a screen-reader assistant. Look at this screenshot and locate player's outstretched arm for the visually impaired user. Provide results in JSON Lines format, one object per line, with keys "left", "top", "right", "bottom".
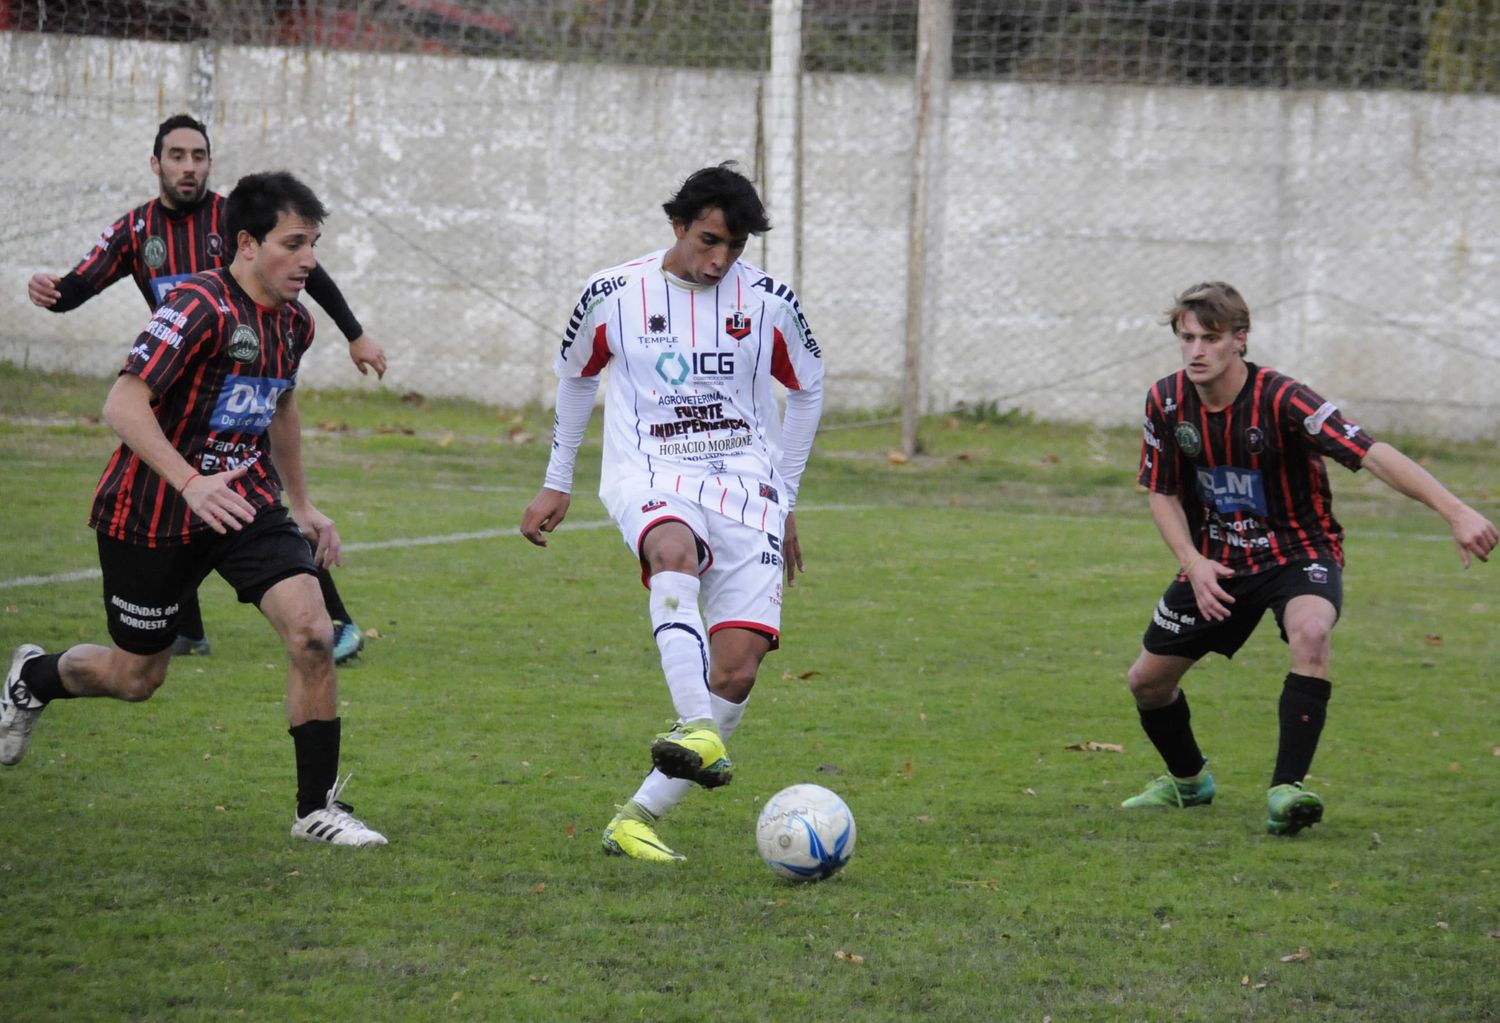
{"left": 1362, "top": 441, "right": 1498, "bottom": 567}
{"left": 27, "top": 272, "right": 62, "bottom": 307}
{"left": 347, "top": 334, "right": 387, "bottom": 378}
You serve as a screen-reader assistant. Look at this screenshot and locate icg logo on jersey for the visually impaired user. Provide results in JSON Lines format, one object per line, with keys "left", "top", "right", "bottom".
{"left": 211, "top": 377, "right": 291, "bottom": 434}
{"left": 655, "top": 351, "right": 735, "bottom": 386}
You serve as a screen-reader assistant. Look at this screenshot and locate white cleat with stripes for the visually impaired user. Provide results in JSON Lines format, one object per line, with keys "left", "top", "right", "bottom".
{"left": 290, "top": 774, "right": 387, "bottom": 847}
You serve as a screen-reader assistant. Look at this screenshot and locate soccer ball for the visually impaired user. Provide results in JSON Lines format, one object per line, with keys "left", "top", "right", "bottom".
{"left": 756, "top": 783, "right": 856, "bottom": 881}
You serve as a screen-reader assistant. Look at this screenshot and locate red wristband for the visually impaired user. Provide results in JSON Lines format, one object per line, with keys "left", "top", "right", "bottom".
{"left": 181, "top": 472, "right": 201, "bottom": 492}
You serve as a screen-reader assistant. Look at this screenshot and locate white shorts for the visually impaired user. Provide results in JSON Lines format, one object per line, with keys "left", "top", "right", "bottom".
{"left": 604, "top": 487, "right": 786, "bottom": 645}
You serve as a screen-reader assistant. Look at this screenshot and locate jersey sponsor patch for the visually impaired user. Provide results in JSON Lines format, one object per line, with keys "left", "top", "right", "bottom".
{"left": 1304, "top": 400, "right": 1338, "bottom": 434}
{"left": 228, "top": 324, "right": 261, "bottom": 363}
{"left": 142, "top": 236, "right": 168, "bottom": 269}
{"left": 148, "top": 273, "right": 194, "bottom": 308}
{"left": 1174, "top": 422, "right": 1203, "bottom": 457}
{"left": 210, "top": 376, "right": 291, "bottom": 434}
{"left": 1196, "top": 466, "right": 1268, "bottom": 516}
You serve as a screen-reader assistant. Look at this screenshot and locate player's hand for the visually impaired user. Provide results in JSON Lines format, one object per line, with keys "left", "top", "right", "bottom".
{"left": 27, "top": 272, "right": 62, "bottom": 308}
{"left": 181, "top": 466, "right": 256, "bottom": 534}
{"left": 520, "top": 488, "right": 571, "bottom": 547}
{"left": 348, "top": 334, "right": 387, "bottom": 379}
{"left": 1185, "top": 557, "right": 1236, "bottom": 622}
{"left": 782, "top": 512, "right": 805, "bottom": 586}
{"left": 1449, "top": 505, "right": 1498, "bottom": 568}
{"left": 291, "top": 501, "right": 342, "bottom": 568}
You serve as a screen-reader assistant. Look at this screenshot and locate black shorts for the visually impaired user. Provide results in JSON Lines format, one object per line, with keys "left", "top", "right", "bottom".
{"left": 1141, "top": 559, "right": 1343, "bottom": 662}
{"left": 96, "top": 504, "right": 316, "bottom": 655}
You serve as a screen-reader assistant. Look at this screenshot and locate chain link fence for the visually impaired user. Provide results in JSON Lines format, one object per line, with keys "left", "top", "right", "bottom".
{"left": 3, "top": 0, "right": 1498, "bottom": 438}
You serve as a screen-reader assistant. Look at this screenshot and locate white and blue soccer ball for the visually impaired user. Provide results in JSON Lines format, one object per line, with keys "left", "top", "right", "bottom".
{"left": 756, "top": 783, "right": 856, "bottom": 881}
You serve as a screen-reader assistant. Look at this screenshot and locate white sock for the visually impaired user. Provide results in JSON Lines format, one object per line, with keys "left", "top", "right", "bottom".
{"left": 649, "top": 571, "right": 711, "bottom": 724}
{"left": 633, "top": 691, "right": 750, "bottom": 818}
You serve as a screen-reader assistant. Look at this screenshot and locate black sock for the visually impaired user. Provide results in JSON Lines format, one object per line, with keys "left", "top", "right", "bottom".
{"left": 1271, "top": 672, "right": 1331, "bottom": 787}
{"left": 178, "top": 590, "right": 206, "bottom": 641}
{"left": 318, "top": 567, "right": 350, "bottom": 623}
{"left": 1138, "top": 691, "right": 1207, "bottom": 779}
{"left": 289, "top": 717, "right": 341, "bottom": 818}
{"left": 20, "top": 653, "right": 73, "bottom": 703}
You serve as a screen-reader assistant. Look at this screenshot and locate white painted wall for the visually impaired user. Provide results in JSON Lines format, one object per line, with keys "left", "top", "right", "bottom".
{"left": 3, "top": 32, "right": 1497, "bottom": 437}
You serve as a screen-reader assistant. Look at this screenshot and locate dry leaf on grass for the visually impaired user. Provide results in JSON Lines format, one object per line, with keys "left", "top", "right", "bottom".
{"left": 886, "top": 449, "right": 909, "bottom": 465}
{"left": 1424, "top": 633, "right": 1443, "bottom": 646}
{"left": 833, "top": 950, "right": 865, "bottom": 964}
{"left": 1280, "top": 948, "right": 1312, "bottom": 963}
{"left": 780, "top": 669, "right": 823, "bottom": 681}
{"left": 1065, "top": 741, "right": 1126, "bottom": 753}
{"left": 529, "top": 882, "right": 546, "bottom": 894}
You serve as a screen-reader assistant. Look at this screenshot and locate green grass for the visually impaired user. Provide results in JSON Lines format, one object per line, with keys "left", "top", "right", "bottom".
{"left": 2, "top": 367, "right": 1497, "bottom": 1022}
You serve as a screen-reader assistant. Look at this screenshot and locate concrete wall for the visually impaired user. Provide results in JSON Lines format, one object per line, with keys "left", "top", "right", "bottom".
{"left": 3, "top": 31, "right": 1497, "bottom": 437}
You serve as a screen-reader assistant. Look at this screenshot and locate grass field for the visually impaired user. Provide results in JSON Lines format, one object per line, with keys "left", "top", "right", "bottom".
{"left": 1, "top": 364, "right": 1497, "bottom": 1022}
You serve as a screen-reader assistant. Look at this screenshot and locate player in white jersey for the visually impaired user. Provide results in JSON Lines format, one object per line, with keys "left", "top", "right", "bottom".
{"left": 520, "top": 163, "right": 825, "bottom": 862}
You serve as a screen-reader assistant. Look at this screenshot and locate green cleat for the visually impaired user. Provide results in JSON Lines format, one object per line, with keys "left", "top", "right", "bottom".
{"left": 1266, "top": 782, "right": 1323, "bottom": 836}
{"left": 602, "top": 812, "right": 685, "bottom": 863}
{"left": 650, "top": 723, "right": 733, "bottom": 789}
{"left": 1121, "top": 770, "right": 1216, "bottom": 809}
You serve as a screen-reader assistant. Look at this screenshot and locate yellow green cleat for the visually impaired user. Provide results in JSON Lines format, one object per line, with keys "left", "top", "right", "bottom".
{"left": 650, "top": 723, "right": 733, "bottom": 789}
{"left": 1120, "top": 770, "right": 1216, "bottom": 809}
{"left": 602, "top": 812, "right": 685, "bottom": 863}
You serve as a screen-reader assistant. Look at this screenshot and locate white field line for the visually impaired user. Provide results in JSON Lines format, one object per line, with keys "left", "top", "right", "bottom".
{"left": 0, "top": 504, "right": 886, "bottom": 589}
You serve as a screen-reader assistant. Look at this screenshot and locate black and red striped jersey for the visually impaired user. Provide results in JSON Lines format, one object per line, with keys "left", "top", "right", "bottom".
{"left": 72, "top": 194, "right": 230, "bottom": 309}
{"left": 1137, "top": 363, "right": 1376, "bottom": 574}
{"left": 89, "top": 267, "right": 315, "bottom": 546}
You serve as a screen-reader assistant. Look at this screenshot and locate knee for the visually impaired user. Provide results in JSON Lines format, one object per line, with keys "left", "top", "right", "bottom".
{"left": 1126, "top": 661, "right": 1176, "bottom": 708}
{"left": 114, "top": 655, "right": 169, "bottom": 702}
{"left": 1286, "top": 620, "right": 1333, "bottom": 664}
{"left": 709, "top": 662, "right": 758, "bottom": 703}
{"left": 285, "top": 610, "right": 335, "bottom": 664}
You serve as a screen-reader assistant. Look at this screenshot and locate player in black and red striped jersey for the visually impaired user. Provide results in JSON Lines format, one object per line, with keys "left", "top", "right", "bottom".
{"left": 1120, "top": 281, "right": 1496, "bottom": 834}
{"left": 2, "top": 171, "right": 386, "bottom": 846}
{"left": 28, "top": 114, "right": 377, "bottom": 663}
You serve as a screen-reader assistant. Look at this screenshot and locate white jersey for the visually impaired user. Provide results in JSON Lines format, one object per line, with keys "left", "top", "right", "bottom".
{"left": 549, "top": 248, "right": 825, "bottom": 532}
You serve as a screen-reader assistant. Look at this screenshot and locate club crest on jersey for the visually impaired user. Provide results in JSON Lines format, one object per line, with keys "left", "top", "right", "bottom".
{"left": 207, "top": 233, "right": 224, "bottom": 258}
{"left": 1303, "top": 562, "right": 1330, "bottom": 585}
{"left": 641, "top": 499, "right": 668, "bottom": 513}
{"left": 725, "top": 312, "right": 753, "bottom": 340}
{"left": 1245, "top": 425, "right": 1266, "bottom": 454}
{"left": 759, "top": 483, "right": 779, "bottom": 504}
{"left": 649, "top": 313, "right": 667, "bottom": 333}
{"left": 1173, "top": 423, "right": 1202, "bottom": 457}
{"left": 228, "top": 324, "right": 261, "bottom": 363}
{"left": 142, "top": 236, "right": 168, "bottom": 269}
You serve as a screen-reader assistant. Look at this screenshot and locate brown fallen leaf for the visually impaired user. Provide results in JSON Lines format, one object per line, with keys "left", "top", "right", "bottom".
{"left": 1424, "top": 634, "right": 1443, "bottom": 646}
{"left": 833, "top": 950, "right": 865, "bottom": 964}
{"left": 1435, "top": 921, "right": 1450, "bottom": 930}
{"left": 1065, "top": 741, "right": 1126, "bottom": 753}
{"left": 914, "top": 815, "right": 931, "bottom": 823}
{"left": 1280, "top": 948, "right": 1312, "bottom": 963}
{"left": 1024, "top": 788, "right": 1037, "bottom": 797}
{"left": 886, "top": 449, "right": 910, "bottom": 465}
{"left": 530, "top": 882, "right": 546, "bottom": 894}
{"left": 564, "top": 822, "right": 576, "bottom": 839}
{"left": 364, "top": 628, "right": 381, "bottom": 640}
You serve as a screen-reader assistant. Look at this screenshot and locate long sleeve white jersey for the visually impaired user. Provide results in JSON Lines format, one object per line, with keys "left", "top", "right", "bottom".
{"left": 544, "top": 248, "right": 825, "bottom": 533}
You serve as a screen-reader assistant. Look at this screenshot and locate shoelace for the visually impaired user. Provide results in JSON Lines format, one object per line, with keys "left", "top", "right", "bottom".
{"left": 322, "top": 773, "right": 372, "bottom": 828}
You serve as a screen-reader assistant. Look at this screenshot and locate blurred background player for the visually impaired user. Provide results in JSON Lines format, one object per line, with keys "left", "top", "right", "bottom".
{"left": 1122, "top": 281, "right": 1496, "bottom": 834}
{"left": 3, "top": 171, "right": 386, "bottom": 846}
{"left": 27, "top": 113, "right": 379, "bottom": 664}
{"left": 519, "top": 163, "right": 825, "bottom": 862}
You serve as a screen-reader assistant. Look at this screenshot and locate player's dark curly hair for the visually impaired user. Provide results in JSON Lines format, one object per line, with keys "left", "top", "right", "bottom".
{"left": 662, "top": 162, "right": 772, "bottom": 237}
{"left": 1165, "top": 281, "right": 1252, "bottom": 353}
{"left": 153, "top": 114, "right": 210, "bottom": 159}
{"left": 225, "top": 171, "right": 327, "bottom": 246}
